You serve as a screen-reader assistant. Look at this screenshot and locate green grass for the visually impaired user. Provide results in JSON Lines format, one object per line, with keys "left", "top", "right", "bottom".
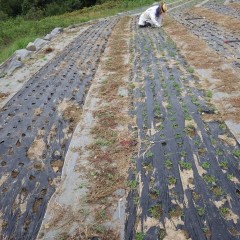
{"left": 136, "top": 232, "right": 144, "bottom": 240}
{"left": 233, "top": 150, "right": 240, "bottom": 158}
{"left": 1, "top": 0, "right": 174, "bottom": 64}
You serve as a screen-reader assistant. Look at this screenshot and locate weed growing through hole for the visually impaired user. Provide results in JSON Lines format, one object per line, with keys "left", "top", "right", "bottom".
{"left": 202, "top": 161, "right": 210, "bottom": 169}
{"left": 188, "top": 67, "right": 194, "bottom": 73}
{"left": 160, "top": 133, "right": 165, "bottom": 138}
{"left": 219, "top": 123, "right": 227, "bottom": 131}
{"left": 175, "top": 133, "right": 182, "bottom": 139}
{"left": 134, "top": 196, "right": 139, "bottom": 205}
{"left": 227, "top": 173, "right": 234, "bottom": 180}
{"left": 210, "top": 137, "right": 216, "bottom": 145}
{"left": 168, "top": 176, "right": 177, "bottom": 185}
{"left": 198, "top": 148, "right": 206, "bottom": 157}
{"left": 205, "top": 90, "right": 213, "bottom": 98}
{"left": 180, "top": 151, "right": 187, "bottom": 158}
{"left": 211, "top": 186, "right": 224, "bottom": 197}
{"left": 148, "top": 204, "right": 163, "bottom": 219}
{"left": 179, "top": 160, "right": 192, "bottom": 170}
{"left": 150, "top": 188, "right": 160, "bottom": 199}
{"left": 166, "top": 104, "right": 172, "bottom": 109}
{"left": 154, "top": 104, "right": 161, "bottom": 118}
{"left": 193, "top": 191, "right": 200, "bottom": 201}
{"left": 136, "top": 232, "right": 144, "bottom": 240}
{"left": 165, "top": 159, "right": 173, "bottom": 169}
{"left": 203, "top": 174, "right": 216, "bottom": 185}
{"left": 197, "top": 207, "right": 205, "bottom": 216}
{"left": 128, "top": 180, "right": 138, "bottom": 190}
{"left": 191, "top": 96, "right": 200, "bottom": 106}
{"left": 169, "top": 205, "right": 183, "bottom": 218}
{"left": 220, "top": 207, "right": 230, "bottom": 217}
{"left": 128, "top": 82, "right": 135, "bottom": 90}
{"left": 216, "top": 149, "right": 223, "bottom": 156}
{"left": 219, "top": 160, "right": 228, "bottom": 170}
{"left": 177, "top": 141, "right": 183, "bottom": 148}
{"left": 194, "top": 139, "right": 201, "bottom": 147}
{"left": 170, "top": 117, "right": 176, "bottom": 121}
{"left": 185, "top": 124, "right": 195, "bottom": 137}
{"left": 233, "top": 150, "right": 240, "bottom": 158}
{"left": 172, "top": 123, "right": 178, "bottom": 129}
{"left": 146, "top": 151, "right": 154, "bottom": 158}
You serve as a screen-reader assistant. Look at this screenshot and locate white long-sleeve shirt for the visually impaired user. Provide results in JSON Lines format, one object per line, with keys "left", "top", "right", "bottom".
{"left": 138, "top": 5, "right": 162, "bottom": 27}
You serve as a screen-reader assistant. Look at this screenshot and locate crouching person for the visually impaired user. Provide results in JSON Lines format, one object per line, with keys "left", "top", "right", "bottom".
{"left": 138, "top": 2, "right": 167, "bottom": 28}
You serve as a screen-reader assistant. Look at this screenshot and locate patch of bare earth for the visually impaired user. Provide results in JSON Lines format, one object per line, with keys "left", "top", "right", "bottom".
{"left": 37, "top": 16, "right": 136, "bottom": 240}
{"left": 188, "top": 7, "right": 240, "bottom": 32}
{"left": 227, "top": 2, "right": 240, "bottom": 9}
{"left": 0, "top": 92, "right": 10, "bottom": 100}
{"left": 164, "top": 15, "right": 240, "bottom": 123}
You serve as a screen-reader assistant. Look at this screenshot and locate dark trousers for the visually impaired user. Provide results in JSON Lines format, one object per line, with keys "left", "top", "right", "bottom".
{"left": 139, "top": 22, "right": 152, "bottom": 28}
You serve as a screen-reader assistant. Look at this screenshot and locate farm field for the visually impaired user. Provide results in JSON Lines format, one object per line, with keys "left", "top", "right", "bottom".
{"left": 0, "top": 0, "right": 240, "bottom": 239}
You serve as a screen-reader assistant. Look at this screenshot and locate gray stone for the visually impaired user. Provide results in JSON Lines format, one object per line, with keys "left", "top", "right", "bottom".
{"left": 34, "top": 38, "right": 49, "bottom": 51}
{"left": 15, "top": 49, "right": 31, "bottom": 60}
{"left": 44, "top": 34, "right": 52, "bottom": 41}
{"left": 7, "top": 55, "right": 23, "bottom": 75}
{"left": 26, "top": 42, "right": 36, "bottom": 51}
{"left": 50, "top": 27, "right": 63, "bottom": 36}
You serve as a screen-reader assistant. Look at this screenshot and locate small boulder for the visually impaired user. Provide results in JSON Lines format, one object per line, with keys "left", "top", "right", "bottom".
{"left": 26, "top": 42, "right": 36, "bottom": 51}
{"left": 34, "top": 38, "right": 49, "bottom": 51}
{"left": 15, "top": 49, "right": 31, "bottom": 60}
{"left": 7, "top": 55, "right": 23, "bottom": 75}
{"left": 50, "top": 27, "right": 63, "bottom": 36}
{"left": 44, "top": 34, "right": 52, "bottom": 41}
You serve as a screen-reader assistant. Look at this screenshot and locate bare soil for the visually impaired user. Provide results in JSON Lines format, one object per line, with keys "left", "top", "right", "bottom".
{"left": 188, "top": 7, "right": 240, "bottom": 32}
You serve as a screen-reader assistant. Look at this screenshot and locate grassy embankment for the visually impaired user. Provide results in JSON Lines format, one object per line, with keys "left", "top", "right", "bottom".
{"left": 0, "top": 0, "right": 176, "bottom": 64}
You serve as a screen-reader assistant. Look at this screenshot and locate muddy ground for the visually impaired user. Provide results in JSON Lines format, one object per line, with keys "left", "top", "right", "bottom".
{"left": 0, "top": 0, "right": 240, "bottom": 239}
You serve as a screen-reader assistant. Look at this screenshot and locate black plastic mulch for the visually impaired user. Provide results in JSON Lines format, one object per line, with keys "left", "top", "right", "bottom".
{"left": 125, "top": 16, "right": 240, "bottom": 240}
{"left": 0, "top": 18, "right": 119, "bottom": 239}
{"left": 169, "top": 2, "right": 240, "bottom": 69}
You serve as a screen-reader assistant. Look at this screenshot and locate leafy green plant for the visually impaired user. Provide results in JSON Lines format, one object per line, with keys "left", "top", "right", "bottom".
{"left": 216, "top": 149, "right": 223, "bottom": 156}
{"left": 202, "top": 161, "right": 210, "bottom": 169}
{"left": 233, "top": 150, "right": 240, "bottom": 158}
{"left": 148, "top": 204, "right": 163, "bottom": 219}
{"left": 220, "top": 207, "right": 230, "bottom": 217}
{"left": 136, "top": 232, "right": 144, "bottom": 240}
{"left": 205, "top": 90, "right": 213, "bottom": 98}
{"left": 227, "top": 173, "right": 234, "bottom": 180}
{"left": 134, "top": 196, "right": 139, "bottom": 205}
{"left": 188, "top": 67, "right": 194, "bottom": 73}
{"left": 179, "top": 160, "right": 192, "bottom": 170}
{"left": 128, "top": 180, "right": 138, "bottom": 189}
{"left": 211, "top": 186, "right": 224, "bottom": 197}
{"left": 180, "top": 151, "right": 187, "bottom": 158}
{"left": 203, "top": 174, "right": 216, "bottom": 185}
{"left": 150, "top": 188, "right": 160, "bottom": 199}
{"left": 146, "top": 151, "right": 154, "bottom": 158}
{"left": 165, "top": 159, "right": 173, "bottom": 169}
{"left": 168, "top": 176, "right": 177, "bottom": 185}
{"left": 197, "top": 207, "right": 205, "bottom": 216}
{"left": 219, "top": 160, "right": 228, "bottom": 169}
